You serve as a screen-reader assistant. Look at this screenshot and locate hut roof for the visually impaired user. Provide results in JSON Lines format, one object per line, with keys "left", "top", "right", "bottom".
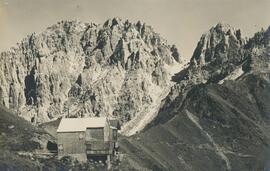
{"left": 57, "top": 117, "right": 107, "bottom": 133}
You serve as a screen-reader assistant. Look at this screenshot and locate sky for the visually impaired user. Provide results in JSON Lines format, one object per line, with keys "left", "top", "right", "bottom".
{"left": 0, "top": 0, "right": 269, "bottom": 59}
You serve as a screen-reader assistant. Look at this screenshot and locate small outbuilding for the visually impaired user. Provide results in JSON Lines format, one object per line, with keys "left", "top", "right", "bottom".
{"left": 57, "top": 117, "right": 119, "bottom": 165}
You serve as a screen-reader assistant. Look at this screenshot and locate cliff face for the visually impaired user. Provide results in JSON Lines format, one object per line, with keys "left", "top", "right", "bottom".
{"left": 0, "top": 18, "right": 181, "bottom": 126}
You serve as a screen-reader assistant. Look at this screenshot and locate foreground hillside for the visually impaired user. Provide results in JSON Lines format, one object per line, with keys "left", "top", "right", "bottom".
{"left": 0, "top": 106, "right": 56, "bottom": 170}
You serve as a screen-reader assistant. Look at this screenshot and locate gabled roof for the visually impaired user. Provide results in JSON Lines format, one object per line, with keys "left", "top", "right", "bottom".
{"left": 57, "top": 117, "right": 107, "bottom": 133}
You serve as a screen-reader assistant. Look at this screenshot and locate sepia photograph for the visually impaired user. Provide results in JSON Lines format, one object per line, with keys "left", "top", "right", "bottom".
{"left": 0, "top": 0, "right": 269, "bottom": 170}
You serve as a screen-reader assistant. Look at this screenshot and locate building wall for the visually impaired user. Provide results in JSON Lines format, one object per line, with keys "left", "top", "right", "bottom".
{"left": 112, "top": 128, "right": 117, "bottom": 141}
{"left": 109, "top": 128, "right": 117, "bottom": 142}
{"left": 58, "top": 131, "right": 86, "bottom": 158}
{"left": 104, "top": 120, "right": 110, "bottom": 141}
{"left": 85, "top": 121, "right": 110, "bottom": 142}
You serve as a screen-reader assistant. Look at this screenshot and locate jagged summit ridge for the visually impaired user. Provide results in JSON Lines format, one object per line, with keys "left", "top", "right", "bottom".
{"left": 192, "top": 23, "right": 245, "bottom": 66}
{"left": 167, "top": 23, "right": 248, "bottom": 86}
{"left": 0, "top": 18, "right": 182, "bottom": 129}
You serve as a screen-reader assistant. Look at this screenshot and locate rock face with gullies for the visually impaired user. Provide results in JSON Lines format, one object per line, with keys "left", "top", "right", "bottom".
{"left": 0, "top": 18, "right": 181, "bottom": 124}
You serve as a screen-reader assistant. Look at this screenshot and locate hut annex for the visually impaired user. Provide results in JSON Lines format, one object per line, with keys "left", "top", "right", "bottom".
{"left": 57, "top": 117, "right": 119, "bottom": 164}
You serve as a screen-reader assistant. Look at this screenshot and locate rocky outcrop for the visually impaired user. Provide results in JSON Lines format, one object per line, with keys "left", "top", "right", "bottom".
{"left": 0, "top": 18, "right": 181, "bottom": 124}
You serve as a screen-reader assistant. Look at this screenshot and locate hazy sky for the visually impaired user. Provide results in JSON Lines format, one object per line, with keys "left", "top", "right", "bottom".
{"left": 0, "top": 0, "right": 269, "bottom": 59}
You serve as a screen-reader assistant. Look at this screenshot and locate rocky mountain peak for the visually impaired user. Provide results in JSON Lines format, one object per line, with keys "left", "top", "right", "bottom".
{"left": 164, "top": 24, "right": 269, "bottom": 110}
{"left": 162, "top": 24, "right": 270, "bottom": 114}
{"left": 0, "top": 18, "right": 182, "bottom": 130}
{"left": 192, "top": 23, "right": 244, "bottom": 66}
{"left": 179, "top": 23, "right": 247, "bottom": 84}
